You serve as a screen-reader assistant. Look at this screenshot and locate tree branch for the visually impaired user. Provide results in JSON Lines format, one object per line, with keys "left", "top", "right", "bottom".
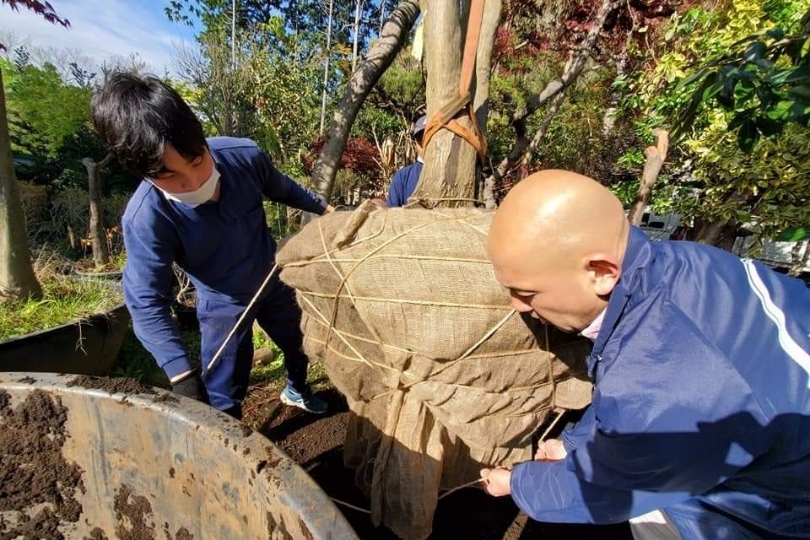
{"left": 484, "top": 0, "right": 620, "bottom": 195}
{"left": 311, "top": 0, "right": 420, "bottom": 200}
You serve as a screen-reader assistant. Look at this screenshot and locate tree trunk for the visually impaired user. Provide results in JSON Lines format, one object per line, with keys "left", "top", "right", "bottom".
{"left": 484, "top": 0, "right": 619, "bottom": 191}
{"left": 319, "top": 0, "right": 335, "bottom": 137}
{"left": 602, "top": 29, "right": 632, "bottom": 137}
{"left": 379, "top": 0, "right": 386, "bottom": 35}
{"left": 474, "top": 0, "right": 502, "bottom": 203}
{"left": 0, "top": 67, "right": 42, "bottom": 301}
{"left": 82, "top": 153, "right": 114, "bottom": 268}
{"left": 628, "top": 130, "right": 669, "bottom": 225}
{"left": 410, "top": 0, "right": 501, "bottom": 207}
{"left": 518, "top": 90, "right": 566, "bottom": 171}
{"left": 789, "top": 241, "right": 809, "bottom": 277}
{"left": 312, "top": 0, "right": 421, "bottom": 200}
{"left": 352, "top": 0, "right": 364, "bottom": 73}
{"left": 696, "top": 222, "right": 739, "bottom": 251}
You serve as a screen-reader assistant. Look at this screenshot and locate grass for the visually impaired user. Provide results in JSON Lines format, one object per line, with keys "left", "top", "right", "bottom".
{"left": 0, "top": 270, "right": 124, "bottom": 342}
{"left": 115, "top": 321, "right": 329, "bottom": 392}
{"left": 113, "top": 325, "right": 199, "bottom": 388}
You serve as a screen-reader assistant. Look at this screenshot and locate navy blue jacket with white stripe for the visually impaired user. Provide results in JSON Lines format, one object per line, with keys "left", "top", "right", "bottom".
{"left": 510, "top": 227, "right": 810, "bottom": 539}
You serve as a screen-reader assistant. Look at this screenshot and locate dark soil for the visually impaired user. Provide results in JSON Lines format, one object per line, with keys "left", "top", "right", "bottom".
{"left": 154, "top": 393, "right": 180, "bottom": 404}
{"left": 114, "top": 484, "right": 156, "bottom": 540}
{"left": 113, "top": 484, "right": 193, "bottom": 540}
{"left": 245, "top": 388, "right": 633, "bottom": 540}
{"left": 0, "top": 390, "right": 85, "bottom": 540}
{"left": 84, "top": 527, "right": 110, "bottom": 540}
{"left": 68, "top": 375, "right": 156, "bottom": 395}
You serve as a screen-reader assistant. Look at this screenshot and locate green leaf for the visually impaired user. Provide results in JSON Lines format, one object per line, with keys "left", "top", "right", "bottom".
{"left": 776, "top": 225, "right": 810, "bottom": 242}
{"left": 737, "top": 119, "right": 760, "bottom": 153}
{"left": 743, "top": 41, "right": 767, "bottom": 62}
{"left": 765, "top": 27, "right": 785, "bottom": 40}
{"left": 776, "top": 226, "right": 810, "bottom": 241}
{"left": 728, "top": 108, "right": 756, "bottom": 130}
{"left": 755, "top": 116, "right": 783, "bottom": 137}
{"left": 678, "top": 67, "right": 710, "bottom": 90}
{"left": 789, "top": 85, "right": 810, "bottom": 103}
{"left": 782, "top": 65, "right": 810, "bottom": 84}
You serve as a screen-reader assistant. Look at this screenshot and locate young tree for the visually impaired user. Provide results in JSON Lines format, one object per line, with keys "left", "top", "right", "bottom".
{"left": 409, "top": 0, "right": 502, "bottom": 206}
{"left": 0, "top": 0, "right": 69, "bottom": 301}
{"left": 82, "top": 153, "right": 114, "bottom": 267}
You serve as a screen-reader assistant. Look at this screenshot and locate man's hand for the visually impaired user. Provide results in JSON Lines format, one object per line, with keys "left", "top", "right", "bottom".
{"left": 535, "top": 438, "right": 567, "bottom": 461}
{"left": 324, "top": 204, "right": 336, "bottom": 214}
{"left": 171, "top": 370, "right": 208, "bottom": 403}
{"left": 480, "top": 467, "right": 511, "bottom": 497}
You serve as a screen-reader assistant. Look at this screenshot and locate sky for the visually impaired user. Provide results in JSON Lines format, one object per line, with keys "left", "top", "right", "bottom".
{"left": 0, "top": 0, "right": 200, "bottom": 75}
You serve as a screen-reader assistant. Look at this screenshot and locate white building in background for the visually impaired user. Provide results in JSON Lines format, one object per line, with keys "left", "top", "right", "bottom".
{"left": 636, "top": 208, "right": 809, "bottom": 275}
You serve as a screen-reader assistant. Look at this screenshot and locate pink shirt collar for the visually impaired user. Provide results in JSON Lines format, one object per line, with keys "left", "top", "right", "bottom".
{"left": 580, "top": 308, "right": 607, "bottom": 342}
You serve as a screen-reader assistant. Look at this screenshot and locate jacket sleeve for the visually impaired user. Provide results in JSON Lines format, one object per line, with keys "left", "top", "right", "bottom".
{"left": 560, "top": 403, "right": 596, "bottom": 453}
{"left": 122, "top": 210, "right": 192, "bottom": 380}
{"left": 252, "top": 149, "right": 327, "bottom": 214}
{"left": 510, "top": 301, "right": 764, "bottom": 524}
{"left": 510, "top": 460, "right": 690, "bottom": 524}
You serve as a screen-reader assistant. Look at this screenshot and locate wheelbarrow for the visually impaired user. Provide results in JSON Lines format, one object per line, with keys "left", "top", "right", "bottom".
{"left": 0, "top": 372, "right": 359, "bottom": 540}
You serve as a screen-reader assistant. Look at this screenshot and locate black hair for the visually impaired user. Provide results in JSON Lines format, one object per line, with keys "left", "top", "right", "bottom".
{"left": 90, "top": 73, "right": 206, "bottom": 178}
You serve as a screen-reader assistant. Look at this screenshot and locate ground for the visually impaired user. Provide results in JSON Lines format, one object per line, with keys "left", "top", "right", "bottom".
{"left": 243, "top": 380, "right": 633, "bottom": 540}
{"left": 112, "top": 317, "right": 634, "bottom": 539}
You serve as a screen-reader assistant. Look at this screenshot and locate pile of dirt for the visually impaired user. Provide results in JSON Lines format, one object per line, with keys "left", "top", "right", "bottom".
{"left": 112, "top": 484, "right": 194, "bottom": 540}
{"left": 0, "top": 389, "right": 85, "bottom": 540}
{"left": 67, "top": 375, "right": 156, "bottom": 395}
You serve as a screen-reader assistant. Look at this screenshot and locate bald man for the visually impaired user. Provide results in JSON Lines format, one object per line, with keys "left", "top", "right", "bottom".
{"left": 481, "top": 171, "right": 810, "bottom": 540}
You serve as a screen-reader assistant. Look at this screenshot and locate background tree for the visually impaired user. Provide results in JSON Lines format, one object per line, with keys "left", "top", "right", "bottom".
{"left": 622, "top": 0, "right": 809, "bottom": 248}
{"left": 0, "top": 0, "right": 70, "bottom": 301}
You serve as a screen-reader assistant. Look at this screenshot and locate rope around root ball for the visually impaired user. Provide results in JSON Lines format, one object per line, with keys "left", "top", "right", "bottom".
{"left": 328, "top": 409, "right": 567, "bottom": 512}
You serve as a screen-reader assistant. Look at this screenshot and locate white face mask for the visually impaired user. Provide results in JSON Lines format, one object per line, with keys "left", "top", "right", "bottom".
{"left": 157, "top": 166, "right": 220, "bottom": 207}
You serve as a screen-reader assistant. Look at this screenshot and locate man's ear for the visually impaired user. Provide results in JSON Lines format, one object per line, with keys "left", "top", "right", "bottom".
{"left": 587, "top": 255, "right": 621, "bottom": 296}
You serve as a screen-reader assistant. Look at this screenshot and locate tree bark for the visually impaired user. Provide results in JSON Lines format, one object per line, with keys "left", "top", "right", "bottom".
{"left": 319, "top": 0, "right": 335, "bottom": 137}
{"left": 628, "top": 130, "right": 669, "bottom": 225}
{"left": 410, "top": 0, "right": 501, "bottom": 207}
{"left": 789, "top": 240, "right": 809, "bottom": 277}
{"left": 0, "top": 66, "right": 42, "bottom": 301}
{"left": 352, "top": 0, "right": 364, "bottom": 73}
{"left": 484, "top": 0, "right": 619, "bottom": 191}
{"left": 602, "top": 29, "right": 632, "bottom": 137}
{"left": 474, "top": 0, "right": 501, "bottom": 204}
{"left": 695, "top": 221, "right": 740, "bottom": 251}
{"left": 312, "top": 0, "right": 421, "bottom": 200}
{"left": 82, "top": 153, "right": 114, "bottom": 268}
{"left": 518, "top": 90, "right": 566, "bottom": 171}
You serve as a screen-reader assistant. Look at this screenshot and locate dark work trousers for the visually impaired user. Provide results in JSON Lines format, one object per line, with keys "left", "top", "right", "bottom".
{"left": 199, "top": 273, "right": 308, "bottom": 417}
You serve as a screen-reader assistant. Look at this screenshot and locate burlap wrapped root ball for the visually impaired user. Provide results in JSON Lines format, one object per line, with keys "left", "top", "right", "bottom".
{"left": 277, "top": 201, "right": 592, "bottom": 540}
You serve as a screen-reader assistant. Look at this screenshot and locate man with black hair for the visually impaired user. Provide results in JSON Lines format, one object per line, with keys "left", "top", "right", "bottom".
{"left": 386, "top": 114, "right": 426, "bottom": 207}
{"left": 91, "top": 73, "right": 332, "bottom": 419}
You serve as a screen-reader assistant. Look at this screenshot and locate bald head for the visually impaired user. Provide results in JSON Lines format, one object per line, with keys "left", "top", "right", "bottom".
{"left": 488, "top": 170, "right": 629, "bottom": 333}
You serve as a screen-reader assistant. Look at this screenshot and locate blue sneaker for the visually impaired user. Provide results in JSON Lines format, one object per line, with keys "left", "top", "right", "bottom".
{"left": 280, "top": 385, "right": 328, "bottom": 415}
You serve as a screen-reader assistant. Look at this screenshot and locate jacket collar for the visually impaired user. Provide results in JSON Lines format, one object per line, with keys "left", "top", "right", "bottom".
{"left": 586, "top": 226, "right": 653, "bottom": 376}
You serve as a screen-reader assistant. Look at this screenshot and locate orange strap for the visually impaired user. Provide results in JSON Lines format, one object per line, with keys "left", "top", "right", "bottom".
{"left": 460, "top": 0, "right": 485, "bottom": 96}
{"left": 422, "top": 0, "right": 488, "bottom": 162}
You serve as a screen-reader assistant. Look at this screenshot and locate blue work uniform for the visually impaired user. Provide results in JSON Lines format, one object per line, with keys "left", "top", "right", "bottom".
{"left": 386, "top": 160, "right": 423, "bottom": 207}
{"left": 510, "top": 227, "right": 810, "bottom": 539}
{"left": 122, "top": 137, "right": 326, "bottom": 413}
